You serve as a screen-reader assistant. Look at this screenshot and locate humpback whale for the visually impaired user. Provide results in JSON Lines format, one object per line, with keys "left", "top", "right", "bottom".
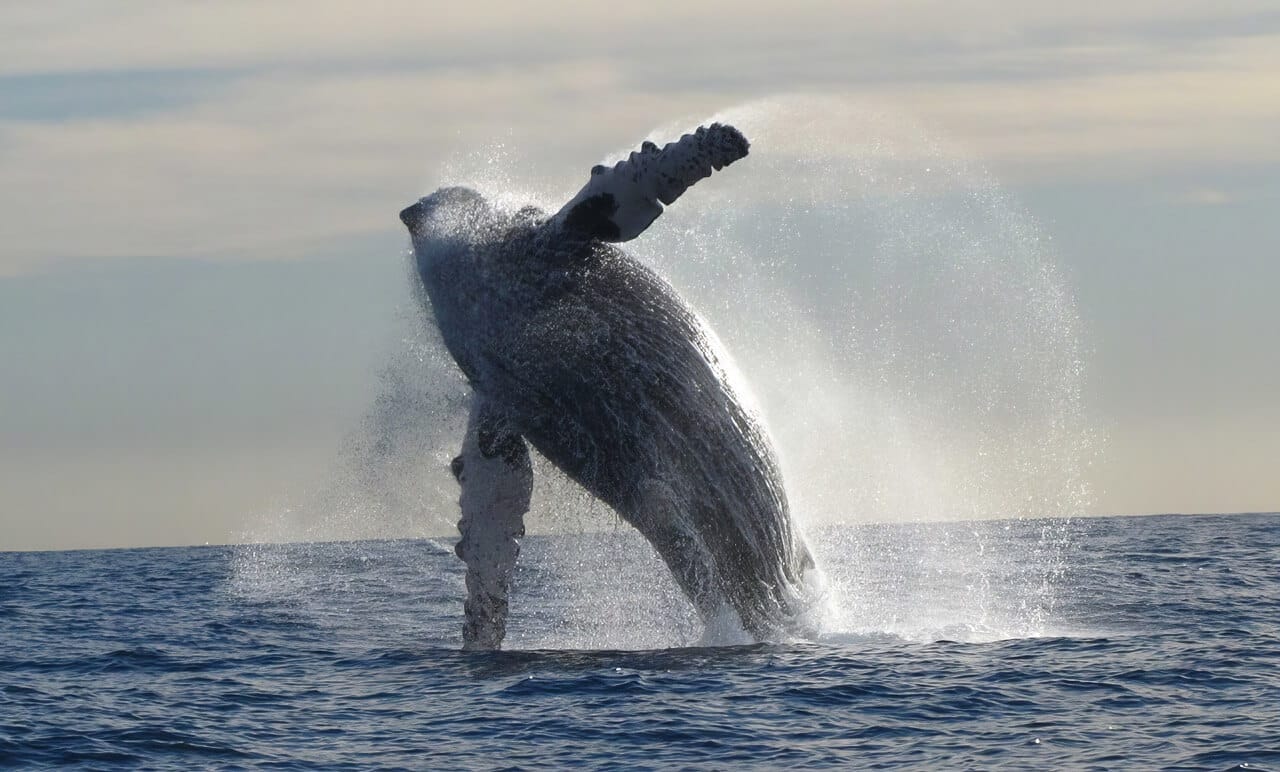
{"left": 400, "top": 124, "right": 816, "bottom": 649}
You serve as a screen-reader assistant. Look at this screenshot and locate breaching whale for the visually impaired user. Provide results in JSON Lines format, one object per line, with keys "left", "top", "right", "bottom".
{"left": 400, "top": 124, "right": 816, "bottom": 649}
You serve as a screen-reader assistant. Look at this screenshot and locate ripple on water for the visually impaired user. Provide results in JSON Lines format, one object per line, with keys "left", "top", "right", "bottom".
{"left": 2, "top": 514, "right": 1279, "bottom": 769}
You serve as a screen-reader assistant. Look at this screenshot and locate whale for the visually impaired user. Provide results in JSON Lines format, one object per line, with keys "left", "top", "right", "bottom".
{"left": 400, "top": 124, "right": 816, "bottom": 649}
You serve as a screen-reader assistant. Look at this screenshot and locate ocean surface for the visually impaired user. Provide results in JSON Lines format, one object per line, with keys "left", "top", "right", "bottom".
{"left": 3, "top": 512, "right": 1279, "bottom": 770}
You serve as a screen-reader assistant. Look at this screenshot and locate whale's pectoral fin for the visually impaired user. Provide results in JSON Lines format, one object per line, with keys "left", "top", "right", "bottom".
{"left": 552, "top": 123, "right": 750, "bottom": 243}
{"left": 453, "top": 400, "right": 532, "bottom": 651}
{"left": 632, "top": 479, "right": 727, "bottom": 624}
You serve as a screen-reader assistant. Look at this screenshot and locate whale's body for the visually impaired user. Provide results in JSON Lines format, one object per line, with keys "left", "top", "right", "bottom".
{"left": 401, "top": 126, "right": 815, "bottom": 648}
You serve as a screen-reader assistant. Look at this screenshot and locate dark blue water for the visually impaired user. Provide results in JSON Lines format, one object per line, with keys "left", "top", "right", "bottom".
{"left": 3, "top": 513, "right": 1278, "bottom": 770}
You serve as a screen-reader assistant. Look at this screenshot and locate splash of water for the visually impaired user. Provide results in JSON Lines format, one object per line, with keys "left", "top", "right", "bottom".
{"left": 516, "top": 96, "right": 1094, "bottom": 644}
{"left": 234, "top": 94, "right": 1093, "bottom": 647}
{"left": 626, "top": 96, "right": 1093, "bottom": 642}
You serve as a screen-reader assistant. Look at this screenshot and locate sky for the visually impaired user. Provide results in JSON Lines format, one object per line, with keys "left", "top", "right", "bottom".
{"left": 1, "top": 2, "right": 1277, "bottom": 550}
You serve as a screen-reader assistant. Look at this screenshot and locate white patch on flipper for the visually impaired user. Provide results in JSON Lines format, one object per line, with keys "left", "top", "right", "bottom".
{"left": 454, "top": 400, "right": 532, "bottom": 650}
{"left": 551, "top": 123, "right": 750, "bottom": 242}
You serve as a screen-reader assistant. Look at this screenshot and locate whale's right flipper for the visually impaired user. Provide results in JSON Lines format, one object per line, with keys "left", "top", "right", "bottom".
{"left": 552, "top": 123, "right": 750, "bottom": 243}
{"left": 452, "top": 399, "right": 533, "bottom": 650}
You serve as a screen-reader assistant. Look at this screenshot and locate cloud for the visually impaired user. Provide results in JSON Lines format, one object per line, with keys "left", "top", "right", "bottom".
{"left": 1176, "top": 188, "right": 1232, "bottom": 205}
{"left": 0, "top": 59, "right": 738, "bottom": 274}
{"left": 4, "top": 2, "right": 1277, "bottom": 76}
{"left": 0, "top": 64, "right": 594, "bottom": 268}
{"left": 1, "top": 3, "right": 1278, "bottom": 275}
{"left": 873, "top": 34, "right": 1280, "bottom": 178}
{"left": 0, "top": 69, "right": 238, "bottom": 122}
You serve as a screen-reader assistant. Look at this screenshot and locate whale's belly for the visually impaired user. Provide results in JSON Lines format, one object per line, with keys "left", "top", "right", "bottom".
{"left": 481, "top": 248, "right": 812, "bottom": 634}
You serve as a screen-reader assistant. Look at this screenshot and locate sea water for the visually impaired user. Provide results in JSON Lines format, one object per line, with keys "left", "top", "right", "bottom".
{"left": 3, "top": 512, "right": 1278, "bottom": 769}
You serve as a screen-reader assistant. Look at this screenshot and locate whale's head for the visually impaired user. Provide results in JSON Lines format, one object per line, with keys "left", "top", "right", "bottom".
{"left": 400, "top": 187, "right": 511, "bottom": 369}
{"left": 400, "top": 186, "right": 501, "bottom": 246}
{"left": 400, "top": 187, "right": 510, "bottom": 312}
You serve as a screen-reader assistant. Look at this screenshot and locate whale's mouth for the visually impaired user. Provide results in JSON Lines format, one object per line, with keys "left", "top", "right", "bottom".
{"left": 399, "top": 202, "right": 424, "bottom": 229}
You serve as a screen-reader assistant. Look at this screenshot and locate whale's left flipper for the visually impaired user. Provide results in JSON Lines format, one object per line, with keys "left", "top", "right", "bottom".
{"left": 552, "top": 123, "right": 750, "bottom": 243}
{"left": 452, "top": 400, "right": 533, "bottom": 650}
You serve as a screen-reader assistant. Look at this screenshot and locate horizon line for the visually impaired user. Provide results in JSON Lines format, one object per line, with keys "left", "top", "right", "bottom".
{"left": 5, "top": 509, "right": 1277, "bottom": 555}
